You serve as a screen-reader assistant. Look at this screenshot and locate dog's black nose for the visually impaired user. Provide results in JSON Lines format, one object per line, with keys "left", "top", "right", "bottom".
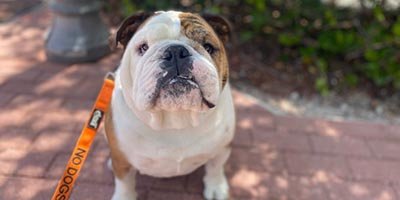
{"left": 161, "top": 45, "right": 192, "bottom": 78}
{"left": 162, "top": 45, "right": 191, "bottom": 61}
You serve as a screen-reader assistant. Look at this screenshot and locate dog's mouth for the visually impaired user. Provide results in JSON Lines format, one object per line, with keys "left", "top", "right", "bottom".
{"left": 161, "top": 75, "right": 199, "bottom": 96}
{"left": 151, "top": 75, "right": 215, "bottom": 110}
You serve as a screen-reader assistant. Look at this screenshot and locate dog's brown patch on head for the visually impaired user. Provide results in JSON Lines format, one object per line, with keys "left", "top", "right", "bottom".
{"left": 179, "top": 13, "right": 229, "bottom": 88}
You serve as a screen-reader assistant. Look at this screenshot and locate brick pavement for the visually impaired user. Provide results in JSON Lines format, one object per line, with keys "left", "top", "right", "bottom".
{"left": 1, "top": 8, "right": 400, "bottom": 200}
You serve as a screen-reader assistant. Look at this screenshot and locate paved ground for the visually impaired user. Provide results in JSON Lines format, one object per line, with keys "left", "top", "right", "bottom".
{"left": 1, "top": 8, "right": 400, "bottom": 200}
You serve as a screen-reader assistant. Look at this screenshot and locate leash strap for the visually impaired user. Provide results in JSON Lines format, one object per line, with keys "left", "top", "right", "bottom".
{"left": 51, "top": 73, "right": 115, "bottom": 200}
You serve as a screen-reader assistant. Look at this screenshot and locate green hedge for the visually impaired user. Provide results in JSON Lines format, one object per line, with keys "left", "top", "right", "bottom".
{"left": 109, "top": 0, "right": 400, "bottom": 95}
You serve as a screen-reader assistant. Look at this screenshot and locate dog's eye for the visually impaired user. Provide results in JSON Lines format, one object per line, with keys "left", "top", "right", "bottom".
{"left": 203, "top": 43, "right": 215, "bottom": 55}
{"left": 138, "top": 43, "right": 149, "bottom": 55}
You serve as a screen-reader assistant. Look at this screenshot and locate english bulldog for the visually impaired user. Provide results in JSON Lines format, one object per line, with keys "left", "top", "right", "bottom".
{"left": 104, "top": 11, "right": 235, "bottom": 200}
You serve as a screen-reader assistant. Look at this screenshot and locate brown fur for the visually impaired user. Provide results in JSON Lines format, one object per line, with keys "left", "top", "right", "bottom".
{"left": 201, "top": 14, "right": 231, "bottom": 44}
{"left": 179, "top": 13, "right": 229, "bottom": 88}
{"left": 104, "top": 106, "right": 132, "bottom": 179}
{"left": 113, "top": 12, "right": 153, "bottom": 49}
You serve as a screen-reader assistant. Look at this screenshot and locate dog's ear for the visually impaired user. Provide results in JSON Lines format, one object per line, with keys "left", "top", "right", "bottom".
{"left": 110, "top": 12, "right": 152, "bottom": 49}
{"left": 201, "top": 13, "right": 231, "bottom": 43}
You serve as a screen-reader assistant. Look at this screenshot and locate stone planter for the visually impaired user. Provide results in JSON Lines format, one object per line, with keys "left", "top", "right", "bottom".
{"left": 45, "top": 0, "right": 110, "bottom": 63}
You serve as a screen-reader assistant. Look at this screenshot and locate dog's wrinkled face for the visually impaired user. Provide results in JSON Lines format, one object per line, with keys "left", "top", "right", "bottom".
{"left": 115, "top": 11, "right": 230, "bottom": 114}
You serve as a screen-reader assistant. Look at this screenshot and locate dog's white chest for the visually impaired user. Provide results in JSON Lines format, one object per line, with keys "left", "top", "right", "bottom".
{"left": 128, "top": 145, "right": 214, "bottom": 177}
{"left": 111, "top": 82, "right": 235, "bottom": 177}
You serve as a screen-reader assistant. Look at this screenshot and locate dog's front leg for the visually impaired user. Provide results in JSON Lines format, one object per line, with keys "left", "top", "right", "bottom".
{"left": 203, "top": 147, "right": 231, "bottom": 200}
{"left": 110, "top": 159, "right": 137, "bottom": 200}
{"left": 105, "top": 109, "right": 137, "bottom": 200}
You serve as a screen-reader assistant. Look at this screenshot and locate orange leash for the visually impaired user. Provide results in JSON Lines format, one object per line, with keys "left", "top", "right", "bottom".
{"left": 51, "top": 73, "right": 115, "bottom": 200}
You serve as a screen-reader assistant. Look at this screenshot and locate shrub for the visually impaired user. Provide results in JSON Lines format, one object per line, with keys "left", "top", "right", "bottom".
{"left": 106, "top": 0, "right": 400, "bottom": 96}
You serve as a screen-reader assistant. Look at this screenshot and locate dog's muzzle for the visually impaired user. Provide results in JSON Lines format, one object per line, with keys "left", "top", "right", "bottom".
{"left": 152, "top": 44, "right": 215, "bottom": 109}
{"left": 158, "top": 44, "right": 198, "bottom": 96}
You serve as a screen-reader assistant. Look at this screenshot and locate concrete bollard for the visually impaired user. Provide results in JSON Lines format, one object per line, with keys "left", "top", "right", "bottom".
{"left": 45, "top": 0, "right": 110, "bottom": 63}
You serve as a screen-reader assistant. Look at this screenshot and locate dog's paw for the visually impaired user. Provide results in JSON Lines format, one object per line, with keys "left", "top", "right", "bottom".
{"left": 111, "top": 192, "right": 136, "bottom": 200}
{"left": 203, "top": 177, "right": 229, "bottom": 200}
{"left": 107, "top": 158, "right": 113, "bottom": 171}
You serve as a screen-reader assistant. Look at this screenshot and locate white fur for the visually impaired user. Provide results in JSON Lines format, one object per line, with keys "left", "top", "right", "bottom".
{"left": 119, "top": 11, "right": 221, "bottom": 130}
{"left": 203, "top": 147, "right": 231, "bottom": 200}
{"left": 110, "top": 11, "right": 235, "bottom": 200}
{"left": 111, "top": 167, "right": 137, "bottom": 200}
{"left": 113, "top": 75, "right": 234, "bottom": 176}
